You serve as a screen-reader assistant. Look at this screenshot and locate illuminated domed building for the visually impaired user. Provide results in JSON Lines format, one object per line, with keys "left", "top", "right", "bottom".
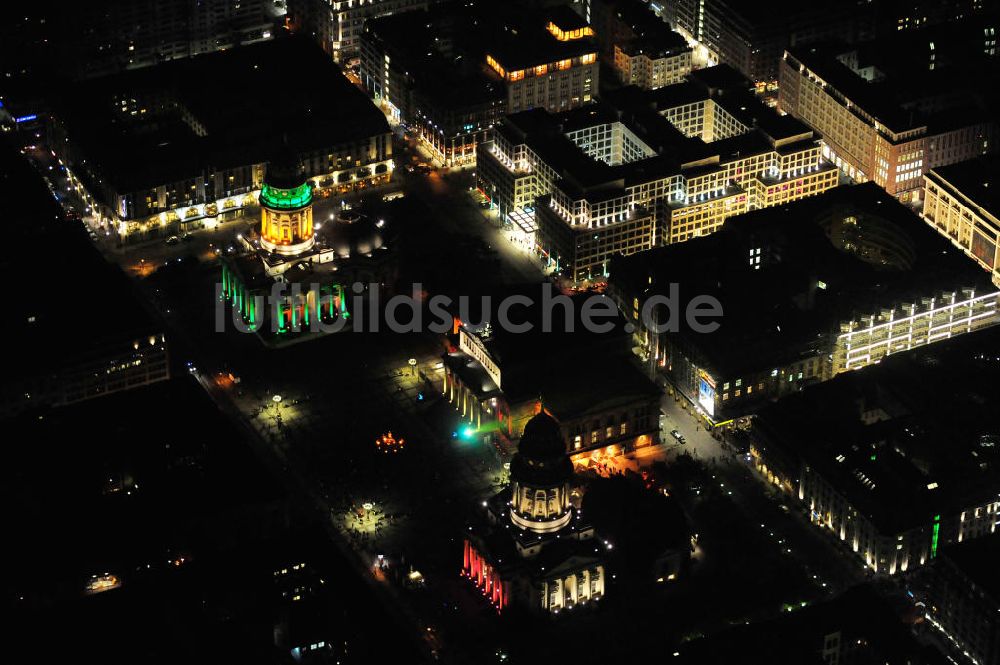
{"left": 258, "top": 152, "right": 316, "bottom": 257}
{"left": 221, "top": 149, "right": 348, "bottom": 340}
{"left": 220, "top": 145, "right": 399, "bottom": 342}
{"left": 462, "top": 413, "right": 607, "bottom": 613}
{"left": 508, "top": 414, "right": 575, "bottom": 534}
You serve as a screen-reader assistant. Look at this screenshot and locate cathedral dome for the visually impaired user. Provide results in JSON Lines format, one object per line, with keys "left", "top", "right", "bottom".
{"left": 264, "top": 144, "right": 306, "bottom": 190}
{"left": 518, "top": 412, "right": 567, "bottom": 461}
{"left": 508, "top": 413, "right": 574, "bottom": 534}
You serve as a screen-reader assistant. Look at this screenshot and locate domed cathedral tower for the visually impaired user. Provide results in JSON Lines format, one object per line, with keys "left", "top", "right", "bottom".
{"left": 509, "top": 414, "right": 574, "bottom": 533}
{"left": 461, "top": 412, "right": 607, "bottom": 614}
{"left": 258, "top": 146, "right": 315, "bottom": 257}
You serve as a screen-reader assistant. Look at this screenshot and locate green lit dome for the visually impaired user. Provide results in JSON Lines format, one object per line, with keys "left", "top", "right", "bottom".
{"left": 259, "top": 182, "right": 312, "bottom": 211}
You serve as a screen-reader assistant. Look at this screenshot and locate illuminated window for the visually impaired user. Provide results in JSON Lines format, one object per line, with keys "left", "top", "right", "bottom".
{"left": 558, "top": 59, "right": 571, "bottom": 70}
{"left": 535, "top": 64, "right": 548, "bottom": 76}
{"left": 486, "top": 55, "right": 506, "bottom": 78}
{"left": 581, "top": 53, "right": 596, "bottom": 65}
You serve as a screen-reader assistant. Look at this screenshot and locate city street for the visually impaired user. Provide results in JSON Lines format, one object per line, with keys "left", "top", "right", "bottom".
{"left": 23, "top": 125, "right": 871, "bottom": 662}
{"left": 632, "top": 368, "right": 868, "bottom": 602}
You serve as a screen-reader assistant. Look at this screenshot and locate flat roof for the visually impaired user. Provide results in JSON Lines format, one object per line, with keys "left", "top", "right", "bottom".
{"left": 367, "top": 1, "right": 596, "bottom": 81}
{"left": 753, "top": 325, "right": 1000, "bottom": 534}
{"left": 443, "top": 285, "right": 657, "bottom": 409}
{"left": 927, "top": 155, "right": 1000, "bottom": 220}
{"left": 54, "top": 37, "right": 389, "bottom": 192}
{"left": 676, "top": 585, "right": 948, "bottom": 664}
{"left": 610, "top": 183, "right": 996, "bottom": 377}
{"left": 484, "top": 12, "right": 597, "bottom": 72}
{"left": 608, "top": 0, "right": 690, "bottom": 59}
{"left": 2, "top": 141, "right": 160, "bottom": 383}
{"left": 496, "top": 65, "right": 812, "bottom": 204}
{"left": 363, "top": 8, "right": 505, "bottom": 110}
{"left": 786, "top": 22, "right": 999, "bottom": 137}
{"left": 941, "top": 533, "right": 1000, "bottom": 604}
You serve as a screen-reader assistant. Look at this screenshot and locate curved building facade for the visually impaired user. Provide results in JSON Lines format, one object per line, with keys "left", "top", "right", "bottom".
{"left": 259, "top": 156, "right": 316, "bottom": 256}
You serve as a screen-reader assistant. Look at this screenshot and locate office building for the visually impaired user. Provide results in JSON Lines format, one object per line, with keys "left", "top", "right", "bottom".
{"left": 779, "top": 25, "right": 998, "bottom": 204}
{"left": 664, "top": 0, "right": 874, "bottom": 86}
{"left": 477, "top": 65, "right": 838, "bottom": 283}
{"left": 2, "top": 145, "right": 169, "bottom": 417}
{"left": 51, "top": 38, "right": 393, "bottom": 245}
{"left": 925, "top": 535, "right": 1000, "bottom": 665}
{"left": 878, "top": 0, "right": 990, "bottom": 36}
{"left": 51, "top": 0, "right": 284, "bottom": 79}
{"left": 749, "top": 326, "right": 1000, "bottom": 575}
{"left": 609, "top": 184, "right": 999, "bottom": 423}
{"left": 288, "top": 0, "right": 431, "bottom": 62}
{"left": 591, "top": 0, "right": 693, "bottom": 90}
{"left": 360, "top": 2, "right": 598, "bottom": 166}
{"left": 922, "top": 155, "right": 1000, "bottom": 287}
{"left": 675, "top": 586, "right": 947, "bottom": 663}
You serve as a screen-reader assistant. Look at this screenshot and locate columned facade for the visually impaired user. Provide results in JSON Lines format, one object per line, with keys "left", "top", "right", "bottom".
{"left": 540, "top": 566, "right": 605, "bottom": 611}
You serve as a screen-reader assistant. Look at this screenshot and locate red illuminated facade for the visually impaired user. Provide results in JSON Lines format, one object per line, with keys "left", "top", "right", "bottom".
{"left": 461, "top": 539, "right": 511, "bottom": 611}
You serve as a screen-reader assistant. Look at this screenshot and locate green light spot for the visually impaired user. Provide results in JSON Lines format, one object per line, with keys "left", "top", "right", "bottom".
{"left": 259, "top": 182, "right": 312, "bottom": 210}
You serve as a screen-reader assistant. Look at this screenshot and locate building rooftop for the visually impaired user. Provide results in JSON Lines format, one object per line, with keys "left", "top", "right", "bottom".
{"left": 927, "top": 155, "right": 1000, "bottom": 219}
{"left": 483, "top": 6, "right": 597, "bottom": 72}
{"left": 495, "top": 65, "right": 813, "bottom": 206}
{"left": 786, "top": 20, "right": 1000, "bottom": 136}
{"left": 365, "top": 0, "right": 595, "bottom": 109}
{"left": 753, "top": 325, "right": 1000, "bottom": 534}
{"left": 606, "top": 0, "right": 690, "bottom": 59}
{"left": 940, "top": 532, "right": 1000, "bottom": 604}
{"left": 1, "top": 141, "right": 160, "bottom": 386}
{"left": 52, "top": 36, "right": 389, "bottom": 192}
{"left": 610, "top": 184, "right": 996, "bottom": 378}
{"left": 362, "top": 7, "right": 505, "bottom": 112}
{"left": 444, "top": 285, "right": 658, "bottom": 411}
{"left": 675, "top": 585, "right": 947, "bottom": 664}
